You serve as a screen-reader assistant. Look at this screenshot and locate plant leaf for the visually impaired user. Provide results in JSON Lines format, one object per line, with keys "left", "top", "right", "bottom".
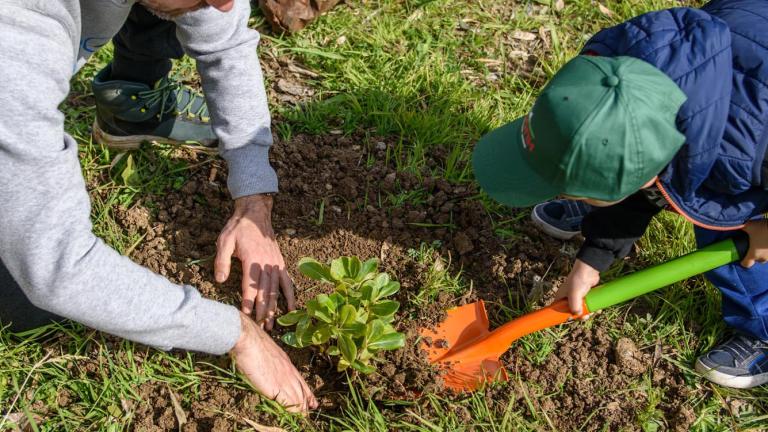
{"left": 371, "top": 300, "right": 399, "bottom": 317}
{"left": 312, "top": 294, "right": 334, "bottom": 323}
{"left": 360, "top": 282, "right": 376, "bottom": 303}
{"left": 330, "top": 257, "right": 361, "bottom": 280}
{"left": 340, "top": 322, "right": 366, "bottom": 337}
{"left": 316, "top": 294, "right": 333, "bottom": 310}
{"left": 327, "top": 346, "right": 340, "bottom": 356}
{"left": 281, "top": 332, "right": 299, "bottom": 347}
{"left": 378, "top": 281, "right": 400, "bottom": 299}
{"left": 295, "top": 316, "right": 311, "bottom": 341}
{"left": 357, "top": 348, "right": 374, "bottom": 361}
{"left": 368, "top": 332, "right": 406, "bottom": 351}
{"left": 329, "top": 293, "right": 345, "bottom": 307}
{"left": 351, "top": 360, "right": 377, "bottom": 374}
{"left": 338, "top": 304, "right": 357, "bottom": 326}
{"left": 276, "top": 310, "right": 305, "bottom": 327}
{"left": 311, "top": 326, "right": 332, "bottom": 345}
{"left": 313, "top": 308, "right": 333, "bottom": 323}
{"left": 305, "top": 299, "right": 320, "bottom": 316}
{"left": 298, "top": 257, "right": 333, "bottom": 282}
{"left": 337, "top": 358, "right": 350, "bottom": 371}
{"left": 120, "top": 154, "right": 140, "bottom": 186}
{"left": 367, "top": 319, "right": 385, "bottom": 342}
{"left": 358, "top": 258, "right": 379, "bottom": 280}
{"left": 338, "top": 334, "right": 358, "bottom": 363}
{"left": 372, "top": 272, "right": 390, "bottom": 289}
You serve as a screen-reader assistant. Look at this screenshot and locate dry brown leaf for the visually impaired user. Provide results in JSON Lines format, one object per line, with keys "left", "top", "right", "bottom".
{"left": 598, "top": 3, "right": 614, "bottom": 17}
{"left": 508, "top": 50, "right": 529, "bottom": 58}
{"left": 539, "top": 26, "right": 551, "bottom": 49}
{"left": 242, "top": 418, "right": 287, "bottom": 432}
{"left": 512, "top": 30, "right": 537, "bottom": 41}
{"left": 286, "top": 63, "right": 320, "bottom": 78}
{"left": 477, "top": 58, "right": 503, "bottom": 66}
{"left": 166, "top": 385, "right": 187, "bottom": 428}
{"left": 2, "top": 412, "right": 41, "bottom": 432}
{"left": 276, "top": 78, "right": 309, "bottom": 97}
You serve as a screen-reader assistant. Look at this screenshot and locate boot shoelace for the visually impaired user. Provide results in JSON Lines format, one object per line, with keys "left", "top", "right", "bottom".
{"left": 134, "top": 77, "right": 210, "bottom": 123}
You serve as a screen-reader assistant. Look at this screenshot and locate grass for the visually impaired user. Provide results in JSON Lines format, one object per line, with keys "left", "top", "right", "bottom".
{"left": 2, "top": 0, "right": 768, "bottom": 430}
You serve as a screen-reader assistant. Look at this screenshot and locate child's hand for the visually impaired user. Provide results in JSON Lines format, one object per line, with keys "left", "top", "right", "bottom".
{"left": 553, "top": 259, "right": 600, "bottom": 319}
{"left": 741, "top": 220, "right": 768, "bottom": 268}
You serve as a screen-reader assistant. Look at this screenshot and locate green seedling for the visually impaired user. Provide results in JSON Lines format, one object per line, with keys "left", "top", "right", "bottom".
{"left": 277, "top": 256, "right": 406, "bottom": 374}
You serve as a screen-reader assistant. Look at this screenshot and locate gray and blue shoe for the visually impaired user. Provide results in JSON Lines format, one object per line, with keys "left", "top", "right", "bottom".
{"left": 91, "top": 64, "right": 217, "bottom": 151}
{"left": 696, "top": 334, "right": 768, "bottom": 389}
{"left": 531, "top": 199, "right": 592, "bottom": 240}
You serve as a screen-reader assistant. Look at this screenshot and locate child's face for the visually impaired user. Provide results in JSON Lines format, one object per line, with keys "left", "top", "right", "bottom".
{"left": 560, "top": 176, "right": 659, "bottom": 207}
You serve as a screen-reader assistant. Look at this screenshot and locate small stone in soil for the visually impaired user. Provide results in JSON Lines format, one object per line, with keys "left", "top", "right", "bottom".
{"left": 454, "top": 231, "right": 474, "bottom": 255}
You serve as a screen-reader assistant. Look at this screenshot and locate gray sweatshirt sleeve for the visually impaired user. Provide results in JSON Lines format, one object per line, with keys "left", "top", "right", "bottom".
{"left": 174, "top": 1, "right": 278, "bottom": 198}
{"left": 0, "top": 7, "right": 241, "bottom": 355}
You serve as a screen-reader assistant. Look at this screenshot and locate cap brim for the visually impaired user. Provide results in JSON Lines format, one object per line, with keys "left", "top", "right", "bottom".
{"left": 472, "top": 118, "right": 561, "bottom": 208}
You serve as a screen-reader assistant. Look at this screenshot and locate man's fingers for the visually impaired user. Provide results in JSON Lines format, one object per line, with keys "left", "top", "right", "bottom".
{"left": 265, "top": 267, "right": 280, "bottom": 331}
{"left": 255, "top": 265, "right": 271, "bottom": 326}
{"left": 280, "top": 270, "right": 296, "bottom": 311}
{"left": 301, "top": 375, "right": 318, "bottom": 409}
{"left": 276, "top": 381, "right": 309, "bottom": 413}
{"left": 214, "top": 233, "right": 236, "bottom": 283}
{"left": 294, "top": 372, "right": 317, "bottom": 412}
{"left": 242, "top": 263, "right": 261, "bottom": 315}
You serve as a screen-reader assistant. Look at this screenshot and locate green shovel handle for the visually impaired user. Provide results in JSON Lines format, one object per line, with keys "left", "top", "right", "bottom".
{"left": 584, "top": 232, "right": 749, "bottom": 313}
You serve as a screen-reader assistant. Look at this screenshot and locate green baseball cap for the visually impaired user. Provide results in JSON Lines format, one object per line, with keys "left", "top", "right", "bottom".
{"left": 473, "top": 55, "right": 687, "bottom": 208}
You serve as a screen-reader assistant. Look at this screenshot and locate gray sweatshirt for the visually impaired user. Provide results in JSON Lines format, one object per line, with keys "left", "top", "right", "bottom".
{"left": 0, "top": 0, "right": 278, "bottom": 354}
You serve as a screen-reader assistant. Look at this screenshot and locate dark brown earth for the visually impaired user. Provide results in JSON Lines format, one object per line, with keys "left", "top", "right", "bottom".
{"left": 83, "top": 131, "right": 701, "bottom": 431}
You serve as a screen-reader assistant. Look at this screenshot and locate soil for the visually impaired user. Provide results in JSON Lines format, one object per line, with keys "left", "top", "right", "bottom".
{"left": 88, "top": 132, "right": 695, "bottom": 431}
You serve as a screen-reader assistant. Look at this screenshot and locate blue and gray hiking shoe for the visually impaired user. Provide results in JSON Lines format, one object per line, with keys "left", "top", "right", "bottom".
{"left": 531, "top": 199, "right": 592, "bottom": 240}
{"left": 92, "top": 64, "right": 216, "bottom": 151}
{"left": 695, "top": 334, "right": 768, "bottom": 389}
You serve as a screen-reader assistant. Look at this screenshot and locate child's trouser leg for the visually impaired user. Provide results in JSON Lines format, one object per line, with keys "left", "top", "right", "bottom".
{"left": 694, "top": 227, "right": 768, "bottom": 340}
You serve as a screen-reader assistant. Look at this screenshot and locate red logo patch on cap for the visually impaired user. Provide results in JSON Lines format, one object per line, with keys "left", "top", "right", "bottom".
{"left": 521, "top": 112, "right": 535, "bottom": 152}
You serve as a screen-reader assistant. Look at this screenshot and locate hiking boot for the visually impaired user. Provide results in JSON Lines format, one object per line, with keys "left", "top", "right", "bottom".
{"left": 91, "top": 64, "right": 216, "bottom": 151}
{"left": 531, "top": 199, "right": 592, "bottom": 240}
{"left": 695, "top": 334, "right": 768, "bottom": 389}
{"left": 259, "top": 0, "right": 342, "bottom": 33}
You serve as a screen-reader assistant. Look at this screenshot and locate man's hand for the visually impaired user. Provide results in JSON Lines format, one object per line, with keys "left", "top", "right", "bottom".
{"left": 215, "top": 194, "right": 294, "bottom": 330}
{"left": 553, "top": 259, "right": 600, "bottom": 319}
{"left": 741, "top": 220, "right": 768, "bottom": 268}
{"left": 231, "top": 312, "right": 318, "bottom": 412}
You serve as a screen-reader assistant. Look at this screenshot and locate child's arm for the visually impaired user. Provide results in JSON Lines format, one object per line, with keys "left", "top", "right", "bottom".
{"left": 556, "top": 191, "right": 665, "bottom": 316}
{"left": 577, "top": 192, "right": 664, "bottom": 272}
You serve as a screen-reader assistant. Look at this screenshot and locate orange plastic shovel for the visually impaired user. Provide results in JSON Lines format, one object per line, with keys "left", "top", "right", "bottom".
{"left": 421, "top": 235, "right": 748, "bottom": 392}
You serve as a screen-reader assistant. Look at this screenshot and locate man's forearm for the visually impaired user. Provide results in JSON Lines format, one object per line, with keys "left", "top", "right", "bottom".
{"left": 0, "top": 12, "right": 241, "bottom": 354}
{"left": 174, "top": 1, "right": 278, "bottom": 198}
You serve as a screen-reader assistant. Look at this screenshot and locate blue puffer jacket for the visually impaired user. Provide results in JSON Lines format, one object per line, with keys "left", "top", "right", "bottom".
{"left": 583, "top": 0, "right": 768, "bottom": 230}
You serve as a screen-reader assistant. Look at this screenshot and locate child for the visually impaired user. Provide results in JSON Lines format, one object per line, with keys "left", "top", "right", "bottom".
{"left": 473, "top": 0, "right": 768, "bottom": 388}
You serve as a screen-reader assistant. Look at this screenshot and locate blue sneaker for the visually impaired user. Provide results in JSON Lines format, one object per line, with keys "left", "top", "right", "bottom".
{"left": 530, "top": 200, "right": 592, "bottom": 240}
{"left": 695, "top": 334, "right": 768, "bottom": 389}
